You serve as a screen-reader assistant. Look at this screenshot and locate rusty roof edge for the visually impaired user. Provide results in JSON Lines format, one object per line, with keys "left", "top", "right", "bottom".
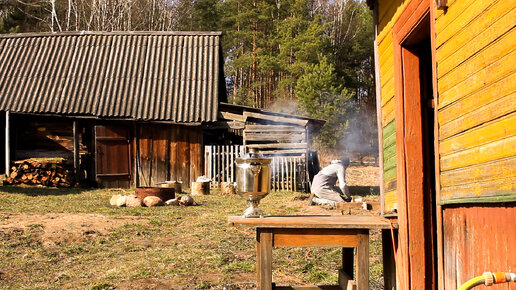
{"left": 0, "top": 31, "right": 223, "bottom": 39}
{"left": 4, "top": 111, "right": 206, "bottom": 124}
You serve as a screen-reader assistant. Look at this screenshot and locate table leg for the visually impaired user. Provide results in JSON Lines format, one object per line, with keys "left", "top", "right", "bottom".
{"left": 341, "top": 247, "right": 354, "bottom": 278}
{"left": 340, "top": 247, "right": 355, "bottom": 289}
{"left": 257, "top": 228, "right": 273, "bottom": 290}
{"left": 356, "top": 230, "right": 369, "bottom": 290}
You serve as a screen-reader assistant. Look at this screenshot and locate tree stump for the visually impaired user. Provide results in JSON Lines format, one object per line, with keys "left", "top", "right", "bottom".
{"left": 191, "top": 181, "right": 210, "bottom": 195}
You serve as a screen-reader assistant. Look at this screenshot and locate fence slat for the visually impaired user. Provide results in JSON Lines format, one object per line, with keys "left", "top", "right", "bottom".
{"left": 204, "top": 146, "right": 308, "bottom": 192}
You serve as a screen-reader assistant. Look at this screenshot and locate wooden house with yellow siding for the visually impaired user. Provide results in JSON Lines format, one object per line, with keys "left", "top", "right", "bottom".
{"left": 367, "top": 0, "right": 516, "bottom": 288}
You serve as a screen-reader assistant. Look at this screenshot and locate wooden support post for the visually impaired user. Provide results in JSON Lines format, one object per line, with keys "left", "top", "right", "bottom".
{"left": 342, "top": 247, "right": 354, "bottom": 280}
{"left": 355, "top": 230, "right": 369, "bottom": 290}
{"left": 382, "top": 229, "right": 397, "bottom": 290}
{"left": 257, "top": 228, "right": 273, "bottom": 290}
{"left": 73, "top": 120, "right": 80, "bottom": 181}
{"left": 5, "top": 111, "right": 9, "bottom": 176}
{"left": 372, "top": 0, "right": 385, "bottom": 214}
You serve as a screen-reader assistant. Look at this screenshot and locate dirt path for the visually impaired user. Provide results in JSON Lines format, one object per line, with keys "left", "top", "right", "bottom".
{"left": 0, "top": 213, "right": 147, "bottom": 246}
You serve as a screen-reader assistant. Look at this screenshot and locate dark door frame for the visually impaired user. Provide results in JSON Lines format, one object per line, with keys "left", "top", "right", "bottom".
{"left": 392, "top": 0, "right": 440, "bottom": 288}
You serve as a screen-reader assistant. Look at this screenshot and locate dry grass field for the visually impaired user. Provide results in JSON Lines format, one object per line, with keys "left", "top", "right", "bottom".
{"left": 0, "top": 186, "right": 384, "bottom": 289}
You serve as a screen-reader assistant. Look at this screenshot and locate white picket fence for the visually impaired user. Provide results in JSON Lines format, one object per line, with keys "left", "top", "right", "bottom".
{"left": 204, "top": 145, "right": 308, "bottom": 192}
{"left": 270, "top": 156, "right": 307, "bottom": 192}
{"left": 204, "top": 145, "right": 244, "bottom": 187}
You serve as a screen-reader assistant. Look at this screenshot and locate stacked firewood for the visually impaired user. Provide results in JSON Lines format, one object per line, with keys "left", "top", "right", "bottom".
{"left": 4, "top": 159, "right": 75, "bottom": 187}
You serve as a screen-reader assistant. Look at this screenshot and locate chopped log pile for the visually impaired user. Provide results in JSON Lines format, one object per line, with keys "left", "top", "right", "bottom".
{"left": 4, "top": 159, "right": 75, "bottom": 187}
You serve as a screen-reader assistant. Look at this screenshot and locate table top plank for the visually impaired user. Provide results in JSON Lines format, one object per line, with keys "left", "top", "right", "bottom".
{"left": 228, "top": 215, "right": 396, "bottom": 229}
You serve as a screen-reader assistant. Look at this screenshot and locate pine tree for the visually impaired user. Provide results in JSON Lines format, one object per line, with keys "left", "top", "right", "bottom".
{"left": 296, "top": 55, "right": 355, "bottom": 148}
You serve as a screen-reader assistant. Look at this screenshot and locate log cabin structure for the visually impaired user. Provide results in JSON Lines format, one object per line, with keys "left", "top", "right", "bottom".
{"left": 367, "top": 0, "right": 515, "bottom": 288}
{"left": 0, "top": 31, "right": 225, "bottom": 188}
{"left": 0, "top": 31, "right": 325, "bottom": 190}
{"left": 206, "top": 103, "right": 325, "bottom": 192}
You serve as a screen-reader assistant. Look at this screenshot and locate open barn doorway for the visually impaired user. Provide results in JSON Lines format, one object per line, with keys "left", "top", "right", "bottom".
{"left": 393, "top": 4, "right": 438, "bottom": 288}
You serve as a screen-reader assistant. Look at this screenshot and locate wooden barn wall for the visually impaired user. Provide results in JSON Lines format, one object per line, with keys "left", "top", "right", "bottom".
{"left": 442, "top": 203, "right": 516, "bottom": 289}
{"left": 435, "top": 0, "right": 516, "bottom": 201}
{"left": 135, "top": 123, "right": 203, "bottom": 188}
{"left": 377, "top": 0, "right": 411, "bottom": 212}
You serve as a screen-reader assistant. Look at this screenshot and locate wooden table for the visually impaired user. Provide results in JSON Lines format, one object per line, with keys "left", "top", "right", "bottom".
{"left": 228, "top": 215, "right": 393, "bottom": 290}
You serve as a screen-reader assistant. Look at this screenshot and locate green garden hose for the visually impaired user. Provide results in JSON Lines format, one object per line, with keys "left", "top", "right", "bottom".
{"left": 459, "top": 272, "right": 516, "bottom": 290}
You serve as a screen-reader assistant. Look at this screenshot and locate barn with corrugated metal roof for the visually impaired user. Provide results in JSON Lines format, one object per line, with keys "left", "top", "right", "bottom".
{"left": 0, "top": 31, "right": 226, "bottom": 188}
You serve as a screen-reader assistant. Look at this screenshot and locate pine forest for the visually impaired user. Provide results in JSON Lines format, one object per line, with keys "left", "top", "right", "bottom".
{"left": 0, "top": 0, "right": 377, "bottom": 154}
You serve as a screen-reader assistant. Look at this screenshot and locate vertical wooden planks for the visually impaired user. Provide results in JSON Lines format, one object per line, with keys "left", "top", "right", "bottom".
{"left": 169, "top": 125, "right": 178, "bottom": 183}
{"left": 73, "top": 120, "right": 79, "bottom": 180}
{"left": 442, "top": 204, "right": 516, "bottom": 289}
{"left": 152, "top": 125, "right": 169, "bottom": 185}
{"left": 4, "top": 111, "right": 9, "bottom": 176}
{"left": 230, "top": 145, "right": 234, "bottom": 182}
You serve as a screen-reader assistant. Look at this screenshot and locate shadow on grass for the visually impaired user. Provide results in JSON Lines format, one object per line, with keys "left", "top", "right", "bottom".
{"left": 0, "top": 185, "right": 92, "bottom": 196}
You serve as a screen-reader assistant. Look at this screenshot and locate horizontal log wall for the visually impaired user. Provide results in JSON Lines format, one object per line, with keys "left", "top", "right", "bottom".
{"left": 136, "top": 123, "right": 203, "bottom": 188}
{"left": 243, "top": 124, "right": 308, "bottom": 156}
{"left": 435, "top": 0, "right": 516, "bottom": 201}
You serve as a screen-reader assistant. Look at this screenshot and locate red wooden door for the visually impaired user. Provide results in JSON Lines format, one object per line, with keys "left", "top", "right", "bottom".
{"left": 95, "top": 125, "right": 131, "bottom": 188}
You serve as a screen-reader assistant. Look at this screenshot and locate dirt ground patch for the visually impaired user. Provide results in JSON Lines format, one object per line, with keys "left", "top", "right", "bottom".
{"left": 346, "top": 166, "right": 379, "bottom": 187}
{"left": 0, "top": 213, "right": 147, "bottom": 247}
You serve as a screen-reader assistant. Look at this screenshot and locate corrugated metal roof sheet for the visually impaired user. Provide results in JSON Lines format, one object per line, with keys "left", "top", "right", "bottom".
{"left": 0, "top": 31, "right": 225, "bottom": 122}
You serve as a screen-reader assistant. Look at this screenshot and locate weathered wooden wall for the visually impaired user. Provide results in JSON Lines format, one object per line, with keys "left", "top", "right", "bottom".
{"left": 135, "top": 123, "right": 203, "bottom": 188}
{"left": 376, "top": 0, "right": 516, "bottom": 288}
{"left": 442, "top": 203, "right": 516, "bottom": 289}
{"left": 377, "top": 0, "right": 411, "bottom": 213}
{"left": 435, "top": 0, "right": 516, "bottom": 201}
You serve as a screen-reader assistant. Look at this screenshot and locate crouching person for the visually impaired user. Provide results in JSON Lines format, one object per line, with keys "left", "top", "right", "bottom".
{"left": 310, "top": 157, "right": 351, "bottom": 208}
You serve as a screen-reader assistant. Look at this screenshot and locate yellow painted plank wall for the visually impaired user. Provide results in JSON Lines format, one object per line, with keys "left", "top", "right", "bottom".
{"left": 377, "top": 0, "right": 411, "bottom": 212}
{"left": 436, "top": 0, "right": 516, "bottom": 201}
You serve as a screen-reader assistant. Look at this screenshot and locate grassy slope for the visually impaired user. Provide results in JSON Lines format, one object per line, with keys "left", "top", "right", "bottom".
{"left": 0, "top": 187, "right": 383, "bottom": 289}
